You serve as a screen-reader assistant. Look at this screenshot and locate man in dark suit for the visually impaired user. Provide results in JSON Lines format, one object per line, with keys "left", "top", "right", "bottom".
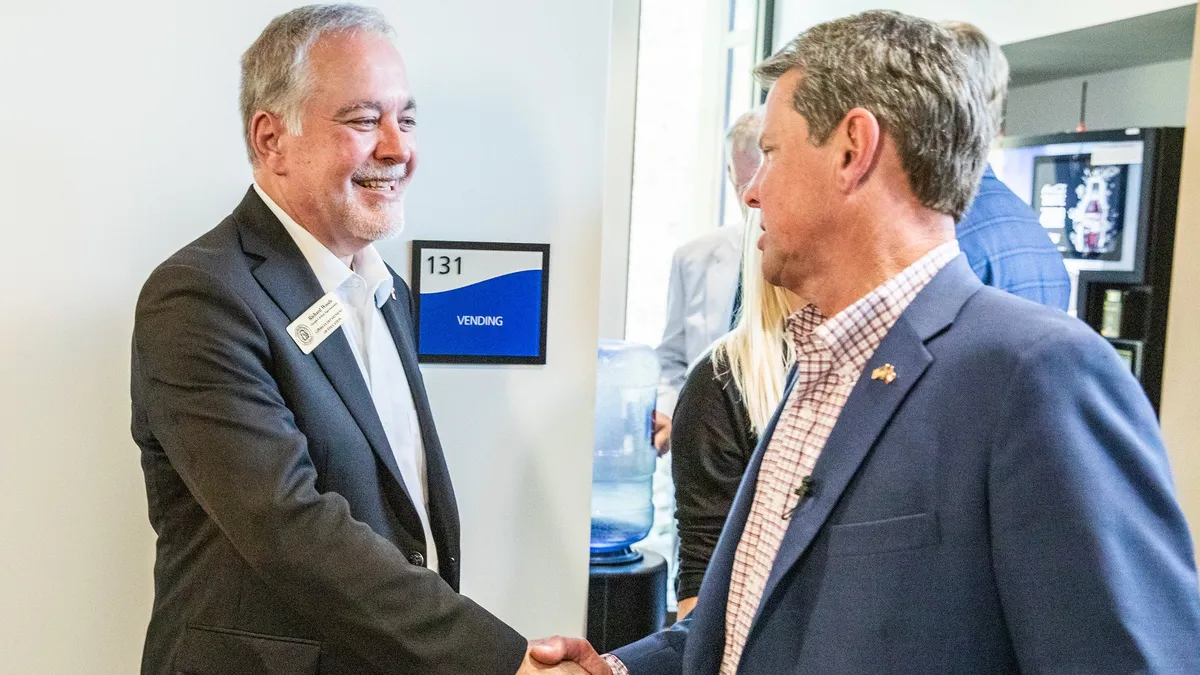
{"left": 533, "top": 10, "right": 1200, "bottom": 675}
{"left": 131, "top": 5, "right": 587, "bottom": 675}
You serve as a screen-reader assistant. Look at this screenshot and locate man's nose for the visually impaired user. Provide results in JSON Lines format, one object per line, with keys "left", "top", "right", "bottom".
{"left": 375, "top": 116, "right": 412, "bottom": 165}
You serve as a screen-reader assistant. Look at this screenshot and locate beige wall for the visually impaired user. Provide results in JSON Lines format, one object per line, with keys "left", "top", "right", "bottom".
{"left": 1006, "top": 59, "right": 1192, "bottom": 136}
{"left": 1160, "top": 9, "right": 1200, "bottom": 562}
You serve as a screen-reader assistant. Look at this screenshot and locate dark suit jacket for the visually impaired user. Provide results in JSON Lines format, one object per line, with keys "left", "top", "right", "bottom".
{"left": 131, "top": 188, "right": 527, "bottom": 675}
{"left": 614, "top": 255, "right": 1200, "bottom": 674}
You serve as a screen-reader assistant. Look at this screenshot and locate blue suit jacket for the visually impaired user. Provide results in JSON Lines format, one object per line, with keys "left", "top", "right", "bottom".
{"left": 957, "top": 167, "right": 1071, "bottom": 311}
{"left": 614, "top": 256, "right": 1200, "bottom": 674}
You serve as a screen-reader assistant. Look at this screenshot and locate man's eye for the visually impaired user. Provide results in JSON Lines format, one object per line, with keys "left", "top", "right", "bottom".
{"left": 351, "top": 118, "right": 379, "bottom": 128}
{"left": 400, "top": 117, "right": 417, "bottom": 131}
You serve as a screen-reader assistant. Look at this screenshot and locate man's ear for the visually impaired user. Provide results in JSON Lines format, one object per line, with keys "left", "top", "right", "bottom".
{"left": 834, "top": 107, "right": 882, "bottom": 194}
{"left": 249, "top": 110, "right": 288, "bottom": 174}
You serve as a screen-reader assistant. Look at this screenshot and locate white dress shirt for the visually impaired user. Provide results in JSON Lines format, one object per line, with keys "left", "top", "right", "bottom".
{"left": 254, "top": 183, "right": 437, "bottom": 573}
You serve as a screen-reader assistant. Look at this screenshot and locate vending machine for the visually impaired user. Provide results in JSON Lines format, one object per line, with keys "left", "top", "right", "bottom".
{"left": 989, "top": 127, "right": 1185, "bottom": 413}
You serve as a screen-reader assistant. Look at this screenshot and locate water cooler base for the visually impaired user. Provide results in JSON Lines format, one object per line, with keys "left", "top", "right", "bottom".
{"left": 586, "top": 550, "right": 667, "bottom": 653}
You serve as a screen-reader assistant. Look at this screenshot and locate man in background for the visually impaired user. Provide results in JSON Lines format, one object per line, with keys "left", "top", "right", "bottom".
{"left": 948, "top": 20, "right": 1073, "bottom": 310}
{"left": 656, "top": 109, "right": 764, "bottom": 418}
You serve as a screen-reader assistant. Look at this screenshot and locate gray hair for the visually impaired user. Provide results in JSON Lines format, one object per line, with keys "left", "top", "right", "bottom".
{"left": 941, "top": 20, "right": 1009, "bottom": 131}
{"left": 240, "top": 4, "right": 395, "bottom": 164}
{"left": 725, "top": 108, "right": 763, "bottom": 162}
{"left": 755, "top": 10, "right": 992, "bottom": 220}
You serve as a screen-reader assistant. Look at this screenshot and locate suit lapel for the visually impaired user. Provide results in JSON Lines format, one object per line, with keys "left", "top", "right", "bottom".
{"left": 754, "top": 317, "right": 933, "bottom": 609}
{"left": 750, "top": 255, "right": 984, "bottom": 630}
{"left": 235, "top": 189, "right": 416, "bottom": 511}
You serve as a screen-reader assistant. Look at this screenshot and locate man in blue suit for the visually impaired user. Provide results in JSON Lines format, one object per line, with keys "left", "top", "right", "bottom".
{"left": 947, "top": 21, "right": 1072, "bottom": 311}
{"left": 534, "top": 10, "right": 1200, "bottom": 675}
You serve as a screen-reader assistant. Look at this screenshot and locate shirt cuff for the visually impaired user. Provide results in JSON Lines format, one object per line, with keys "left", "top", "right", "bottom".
{"left": 602, "top": 653, "right": 630, "bottom": 675}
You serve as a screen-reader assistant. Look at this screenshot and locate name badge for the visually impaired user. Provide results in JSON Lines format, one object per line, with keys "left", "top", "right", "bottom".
{"left": 287, "top": 292, "right": 346, "bottom": 354}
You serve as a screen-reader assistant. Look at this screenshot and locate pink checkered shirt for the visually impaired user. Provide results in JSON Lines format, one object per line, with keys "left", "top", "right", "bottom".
{"left": 604, "top": 241, "right": 960, "bottom": 675}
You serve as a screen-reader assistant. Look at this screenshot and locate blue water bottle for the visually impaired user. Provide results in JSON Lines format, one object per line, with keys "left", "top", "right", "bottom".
{"left": 590, "top": 339, "right": 660, "bottom": 564}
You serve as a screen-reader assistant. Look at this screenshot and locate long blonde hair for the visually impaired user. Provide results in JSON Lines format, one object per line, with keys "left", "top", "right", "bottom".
{"left": 711, "top": 209, "right": 796, "bottom": 435}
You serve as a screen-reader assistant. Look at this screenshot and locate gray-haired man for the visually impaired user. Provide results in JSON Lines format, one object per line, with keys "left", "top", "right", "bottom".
{"left": 534, "top": 9, "right": 1200, "bottom": 675}
{"left": 131, "top": 5, "right": 592, "bottom": 674}
{"left": 650, "top": 110, "right": 763, "bottom": 454}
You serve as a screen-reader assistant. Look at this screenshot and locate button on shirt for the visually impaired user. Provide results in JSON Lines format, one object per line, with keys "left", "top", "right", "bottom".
{"left": 602, "top": 241, "right": 960, "bottom": 675}
{"left": 254, "top": 184, "right": 437, "bottom": 573}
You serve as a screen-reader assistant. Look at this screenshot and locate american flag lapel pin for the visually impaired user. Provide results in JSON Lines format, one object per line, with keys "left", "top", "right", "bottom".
{"left": 871, "top": 363, "right": 897, "bottom": 384}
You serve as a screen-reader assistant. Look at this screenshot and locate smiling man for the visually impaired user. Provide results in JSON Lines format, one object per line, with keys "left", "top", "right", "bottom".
{"left": 130, "top": 5, "right": 589, "bottom": 675}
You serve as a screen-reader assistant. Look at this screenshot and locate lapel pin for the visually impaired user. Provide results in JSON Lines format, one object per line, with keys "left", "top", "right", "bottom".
{"left": 391, "top": 289, "right": 397, "bottom": 301}
{"left": 871, "top": 363, "right": 897, "bottom": 384}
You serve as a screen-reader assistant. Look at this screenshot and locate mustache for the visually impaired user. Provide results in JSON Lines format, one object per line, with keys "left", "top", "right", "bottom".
{"left": 351, "top": 164, "right": 408, "bottom": 182}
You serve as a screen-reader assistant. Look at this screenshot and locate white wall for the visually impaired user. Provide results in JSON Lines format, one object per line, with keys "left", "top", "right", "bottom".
{"left": 0, "top": 1, "right": 615, "bottom": 672}
{"left": 1006, "top": 59, "right": 1192, "bottom": 136}
{"left": 775, "top": 0, "right": 1194, "bottom": 46}
{"left": 598, "top": 0, "right": 642, "bottom": 339}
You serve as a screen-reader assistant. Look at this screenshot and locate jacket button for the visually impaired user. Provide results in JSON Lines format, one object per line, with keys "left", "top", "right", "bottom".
{"left": 408, "top": 552, "right": 425, "bottom": 567}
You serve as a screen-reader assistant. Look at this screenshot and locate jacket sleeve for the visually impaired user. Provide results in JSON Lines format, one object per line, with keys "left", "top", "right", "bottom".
{"left": 133, "top": 263, "right": 527, "bottom": 675}
{"left": 988, "top": 324, "right": 1200, "bottom": 673}
{"left": 610, "top": 615, "right": 691, "bottom": 675}
{"left": 656, "top": 249, "right": 689, "bottom": 416}
{"left": 671, "top": 353, "right": 756, "bottom": 600}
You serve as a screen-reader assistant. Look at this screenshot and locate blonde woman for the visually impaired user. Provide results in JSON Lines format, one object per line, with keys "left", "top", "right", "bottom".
{"left": 670, "top": 208, "right": 802, "bottom": 619}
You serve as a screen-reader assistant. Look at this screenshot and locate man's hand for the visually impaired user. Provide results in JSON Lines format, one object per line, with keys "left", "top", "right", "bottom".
{"left": 528, "top": 636, "right": 613, "bottom": 675}
{"left": 516, "top": 648, "right": 586, "bottom": 674}
{"left": 652, "top": 411, "right": 672, "bottom": 457}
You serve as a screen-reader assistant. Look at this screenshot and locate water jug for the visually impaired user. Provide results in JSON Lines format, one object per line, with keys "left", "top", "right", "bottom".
{"left": 590, "top": 339, "right": 659, "bottom": 564}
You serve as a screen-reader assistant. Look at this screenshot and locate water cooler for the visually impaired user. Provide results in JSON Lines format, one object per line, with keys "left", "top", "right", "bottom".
{"left": 586, "top": 340, "right": 667, "bottom": 652}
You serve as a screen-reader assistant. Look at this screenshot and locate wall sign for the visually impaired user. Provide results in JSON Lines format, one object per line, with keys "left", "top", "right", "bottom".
{"left": 410, "top": 240, "right": 550, "bottom": 364}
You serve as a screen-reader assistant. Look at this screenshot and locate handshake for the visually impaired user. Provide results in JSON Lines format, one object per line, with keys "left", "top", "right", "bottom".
{"left": 517, "top": 636, "right": 615, "bottom": 675}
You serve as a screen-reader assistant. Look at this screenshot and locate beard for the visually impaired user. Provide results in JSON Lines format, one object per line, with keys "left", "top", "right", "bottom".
{"left": 341, "top": 161, "right": 408, "bottom": 242}
{"left": 342, "top": 192, "right": 406, "bottom": 243}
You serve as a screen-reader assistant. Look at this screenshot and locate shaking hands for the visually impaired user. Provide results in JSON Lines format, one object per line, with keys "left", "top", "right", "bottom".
{"left": 523, "top": 636, "right": 614, "bottom": 675}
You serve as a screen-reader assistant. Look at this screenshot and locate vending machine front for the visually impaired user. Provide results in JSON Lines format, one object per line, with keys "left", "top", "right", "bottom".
{"left": 989, "top": 127, "right": 1185, "bottom": 413}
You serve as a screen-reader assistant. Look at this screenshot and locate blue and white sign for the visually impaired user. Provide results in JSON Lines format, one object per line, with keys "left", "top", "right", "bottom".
{"left": 410, "top": 241, "right": 550, "bottom": 364}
